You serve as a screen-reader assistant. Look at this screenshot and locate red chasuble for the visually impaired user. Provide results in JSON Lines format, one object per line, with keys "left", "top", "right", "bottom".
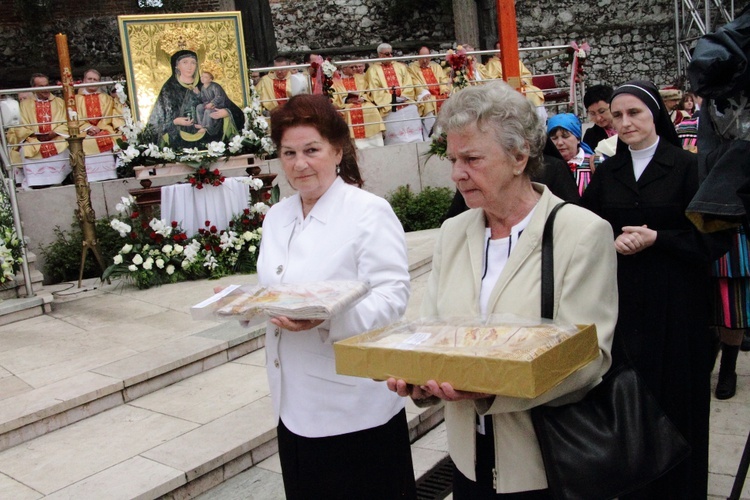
{"left": 420, "top": 67, "right": 444, "bottom": 112}
{"left": 273, "top": 79, "right": 289, "bottom": 105}
{"left": 84, "top": 94, "right": 114, "bottom": 152}
{"left": 35, "top": 100, "right": 58, "bottom": 158}
{"left": 342, "top": 77, "right": 366, "bottom": 139}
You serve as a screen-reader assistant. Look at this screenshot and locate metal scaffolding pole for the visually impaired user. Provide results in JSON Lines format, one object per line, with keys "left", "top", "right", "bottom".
{"left": 675, "top": 0, "right": 735, "bottom": 82}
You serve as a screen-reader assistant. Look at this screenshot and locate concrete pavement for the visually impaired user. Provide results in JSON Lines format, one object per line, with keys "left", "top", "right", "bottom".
{"left": 0, "top": 227, "right": 747, "bottom": 499}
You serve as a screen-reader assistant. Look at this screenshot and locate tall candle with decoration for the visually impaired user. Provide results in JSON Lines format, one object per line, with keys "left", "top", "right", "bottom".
{"left": 55, "top": 33, "right": 108, "bottom": 286}
{"left": 55, "top": 33, "right": 80, "bottom": 136}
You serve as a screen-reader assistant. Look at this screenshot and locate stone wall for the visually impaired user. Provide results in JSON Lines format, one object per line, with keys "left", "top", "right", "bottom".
{"left": 0, "top": 0, "right": 233, "bottom": 87}
{"left": 515, "top": 0, "right": 680, "bottom": 89}
{"left": 266, "top": 0, "right": 678, "bottom": 87}
{"left": 268, "top": 0, "right": 455, "bottom": 56}
{"left": 0, "top": 0, "right": 730, "bottom": 93}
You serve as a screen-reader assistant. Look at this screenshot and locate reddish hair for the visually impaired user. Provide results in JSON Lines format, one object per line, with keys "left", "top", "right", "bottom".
{"left": 270, "top": 94, "right": 363, "bottom": 187}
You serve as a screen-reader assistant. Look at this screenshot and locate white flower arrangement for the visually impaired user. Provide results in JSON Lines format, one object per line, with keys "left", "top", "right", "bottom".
{"left": 322, "top": 60, "right": 338, "bottom": 78}
{"left": 252, "top": 202, "right": 270, "bottom": 215}
{"left": 103, "top": 192, "right": 271, "bottom": 289}
{"left": 110, "top": 219, "right": 132, "bottom": 238}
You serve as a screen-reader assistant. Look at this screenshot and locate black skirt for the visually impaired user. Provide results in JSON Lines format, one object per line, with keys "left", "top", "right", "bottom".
{"left": 277, "top": 408, "right": 417, "bottom": 500}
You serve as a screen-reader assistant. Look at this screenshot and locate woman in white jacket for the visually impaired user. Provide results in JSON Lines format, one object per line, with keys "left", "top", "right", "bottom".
{"left": 258, "top": 94, "right": 415, "bottom": 499}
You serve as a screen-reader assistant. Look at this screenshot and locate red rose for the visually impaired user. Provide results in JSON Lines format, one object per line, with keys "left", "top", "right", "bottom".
{"left": 243, "top": 208, "right": 250, "bottom": 215}
{"left": 150, "top": 231, "right": 157, "bottom": 239}
{"left": 228, "top": 220, "right": 235, "bottom": 227}
{"left": 171, "top": 221, "right": 178, "bottom": 228}
{"left": 210, "top": 225, "right": 217, "bottom": 233}
{"left": 213, "top": 169, "right": 220, "bottom": 175}
{"left": 205, "top": 220, "right": 211, "bottom": 227}
{"left": 204, "top": 244, "right": 212, "bottom": 251}
{"left": 196, "top": 184, "right": 203, "bottom": 190}
{"left": 189, "top": 177, "right": 196, "bottom": 185}
{"left": 130, "top": 232, "right": 137, "bottom": 239}
{"left": 130, "top": 211, "right": 139, "bottom": 219}
{"left": 199, "top": 168, "right": 207, "bottom": 175}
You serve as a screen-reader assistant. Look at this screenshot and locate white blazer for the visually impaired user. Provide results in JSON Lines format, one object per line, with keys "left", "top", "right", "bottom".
{"left": 257, "top": 177, "right": 410, "bottom": 438}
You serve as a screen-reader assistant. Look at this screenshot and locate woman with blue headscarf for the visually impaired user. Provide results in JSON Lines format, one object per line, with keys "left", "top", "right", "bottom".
{"left": 581, "top": 80, "right": 731, "bottom": 499}
{"left": 547, "top": 113, "right": 594, "bottom": 195}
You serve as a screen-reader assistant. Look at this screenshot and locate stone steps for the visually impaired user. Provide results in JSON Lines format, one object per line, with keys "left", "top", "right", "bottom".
{"left": 0, "top": 235, "right": 437, "bottom": 454}
{"left": 0, "top": 251, "right": 53, "bottom": 327}
{"left": 0, "top": 323, "right": 444, "bottom": 499}
{"left": 0, "top": 321, "right": 265, "bottom": 453}
{"left": 0, "top": 233, "right": 443, "bottom": 498}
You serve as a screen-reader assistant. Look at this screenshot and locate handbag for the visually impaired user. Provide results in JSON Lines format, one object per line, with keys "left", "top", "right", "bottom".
{"left": 530, "top": 202, "right": 691, "bottom": 500}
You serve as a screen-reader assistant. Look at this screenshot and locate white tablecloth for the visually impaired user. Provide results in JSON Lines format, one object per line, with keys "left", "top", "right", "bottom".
{"left": 383, "top": 104, "right": 424, "bottom": 145}
{"left": 161, "top": 177, "right": 249, "bottom": 236}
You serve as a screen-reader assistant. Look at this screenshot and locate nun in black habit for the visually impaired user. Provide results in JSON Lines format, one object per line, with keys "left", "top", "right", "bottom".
{"left": 581, "top": 80, "right": 731, "bottom": 499}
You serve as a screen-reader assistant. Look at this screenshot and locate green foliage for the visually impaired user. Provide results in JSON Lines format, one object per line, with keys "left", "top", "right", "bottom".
{"left": 0, "top": 183, "right": 23, "bottom": 283}
{"left": 40, "top": 218, "right": 122, "bottom": 284}
{"left": 386, "top": 185, "right": 454, "bottom": 232}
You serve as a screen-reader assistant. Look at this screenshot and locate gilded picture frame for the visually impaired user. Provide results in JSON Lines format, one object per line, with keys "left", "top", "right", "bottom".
{"left": 118, "top": 11, "right": 249, "bottom": 130}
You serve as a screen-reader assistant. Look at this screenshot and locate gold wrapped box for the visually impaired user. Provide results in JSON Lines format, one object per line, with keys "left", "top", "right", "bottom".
{"left": 334, "top": 318, "right": 599, "bottom": 399}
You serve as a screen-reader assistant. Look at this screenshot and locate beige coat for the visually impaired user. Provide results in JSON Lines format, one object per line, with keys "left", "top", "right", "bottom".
{"left": 421, "top": 184, "right": 618, "bottom": 493}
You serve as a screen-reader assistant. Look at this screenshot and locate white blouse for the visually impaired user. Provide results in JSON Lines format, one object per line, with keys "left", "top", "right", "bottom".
{"left": 257, "top": 176, "right": 410, "bottom": 438}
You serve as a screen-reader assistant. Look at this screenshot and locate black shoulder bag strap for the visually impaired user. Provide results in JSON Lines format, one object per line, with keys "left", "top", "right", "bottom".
{"left": 541, "top": 202, "right": 569, "bottom": 320}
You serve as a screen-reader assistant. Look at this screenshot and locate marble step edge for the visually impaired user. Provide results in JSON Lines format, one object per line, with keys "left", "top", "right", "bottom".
{"left": 0, "top": 323, "right": 266, "bottom": 453}
{"left": 0, "top": 293, "right": 53, "bottom": 326}
{"left": 157, "top": 404, "right": 446, "bottom": 500}
{"left": 38, "top": 400, "right": 445, "bottom": 500}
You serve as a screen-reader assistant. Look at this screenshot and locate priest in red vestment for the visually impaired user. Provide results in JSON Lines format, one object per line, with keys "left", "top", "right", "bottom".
{"left": 75, "top": 69, "right": 118, "bottom": 181}
{"left": 13, "top": 74, "right": 71, "bottom": 188}
{"left": 409, "top": 46, "right": 451, "bottom": 138}
{"left": 331, "top": 62, "right": 385, "bottom": 149}
{"left": 365, "top": 43, "right": 425, "bottom": 145}
{"left": 257, "top": 57, "right": 294, "bottom": 113}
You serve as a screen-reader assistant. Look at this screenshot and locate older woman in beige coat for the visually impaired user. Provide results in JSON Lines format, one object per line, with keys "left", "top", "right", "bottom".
{"left": 388, "top": 82, "right": 618, "bottom": 498}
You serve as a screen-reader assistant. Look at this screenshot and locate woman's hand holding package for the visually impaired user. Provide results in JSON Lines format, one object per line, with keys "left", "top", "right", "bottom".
{"left": 270, "top": 315, "right": 324, "bottom": 332}
{"left": 387, "top": 378, "right": 491, "bottom": 402}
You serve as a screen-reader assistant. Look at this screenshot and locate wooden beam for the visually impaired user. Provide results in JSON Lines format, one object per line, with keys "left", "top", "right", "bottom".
{"left": 496, "top": 0, "right": 521, "bottom": 92}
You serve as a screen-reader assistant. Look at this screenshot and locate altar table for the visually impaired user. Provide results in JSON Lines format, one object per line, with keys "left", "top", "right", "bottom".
{"left": 161, "top": 177, "right": 249, "bottom": 236}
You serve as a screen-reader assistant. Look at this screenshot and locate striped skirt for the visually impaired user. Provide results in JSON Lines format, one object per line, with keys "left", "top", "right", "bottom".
{"left": 711, "top": 226, "right": 750, "bottom": 329}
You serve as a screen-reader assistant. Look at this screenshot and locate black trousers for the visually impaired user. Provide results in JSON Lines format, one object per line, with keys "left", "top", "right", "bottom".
{"left": 277, "top": 408, "right": 417, "bottom": 500}
{"left": 452, "top": 417, "right": 552, "bottom": 500}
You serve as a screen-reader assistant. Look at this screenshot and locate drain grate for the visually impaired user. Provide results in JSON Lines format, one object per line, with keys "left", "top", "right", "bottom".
{"left": 416, "top": 455, "right": 454, "bottom": 500}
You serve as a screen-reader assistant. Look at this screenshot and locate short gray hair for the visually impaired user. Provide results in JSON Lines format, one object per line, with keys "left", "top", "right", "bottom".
{"left": 437, "top": 81, "right": 546, "bottom": 178}
{"left": 377, "top": 43, "right": 392, "bottom": 55}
